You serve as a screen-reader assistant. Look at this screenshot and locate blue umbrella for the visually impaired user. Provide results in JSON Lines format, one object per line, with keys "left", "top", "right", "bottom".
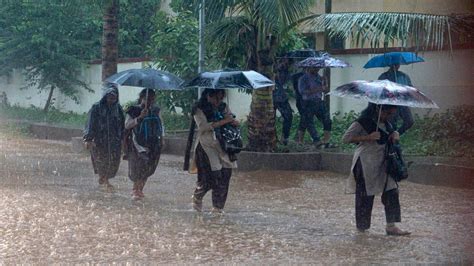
{"left": 363, "top": 52, "right": 424, "bottom": 69}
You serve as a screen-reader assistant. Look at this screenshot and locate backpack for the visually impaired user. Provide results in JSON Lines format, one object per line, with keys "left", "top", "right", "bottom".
{"left": 134, "top": 113, "right": 162, "bottom": 148}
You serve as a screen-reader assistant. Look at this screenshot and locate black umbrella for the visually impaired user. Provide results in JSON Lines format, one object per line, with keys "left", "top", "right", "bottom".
{"left": 186, "top": 69, "right": 274, "bottom": 90}
{"left": 105, "top": 68, "right": 184, "bottom": 90}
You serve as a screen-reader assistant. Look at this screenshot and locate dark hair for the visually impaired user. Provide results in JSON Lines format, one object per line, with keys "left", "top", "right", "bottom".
{"left": 191, "top": 89, "right": 225, "bottom": 120}
{"left": 359, "top": 103, "right": 397, "bottom": 121}
{"left": 137, "top": 88, "right": 156, "bottom": 104}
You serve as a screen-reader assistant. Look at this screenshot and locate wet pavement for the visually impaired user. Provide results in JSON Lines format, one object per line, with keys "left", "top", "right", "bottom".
{"left": 0, "top": 130, "right": 473, "bottom": 264}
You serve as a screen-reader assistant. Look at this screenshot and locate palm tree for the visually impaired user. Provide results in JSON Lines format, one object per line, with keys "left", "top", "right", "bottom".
{"left": 206, "top": 0, "right": 316, "bottom": 152}
{"left": 306, "top": 12, "right": 473, "bottom": 51}
{"left": 101, "top": 0, "right": 119, "bottom": 81}
{"left": 206, "top": 1, "right": 472, "bottom": 152}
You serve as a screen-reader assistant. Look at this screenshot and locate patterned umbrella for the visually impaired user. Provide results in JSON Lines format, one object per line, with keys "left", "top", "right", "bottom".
{"left": 186, "top": 70, "right": 274, "bottom": 90}
{"left": 329, "top": 80, "right": 438, "bottom": 108}
{"left": 296, "top": 54, "right": 351, "bottom": 68}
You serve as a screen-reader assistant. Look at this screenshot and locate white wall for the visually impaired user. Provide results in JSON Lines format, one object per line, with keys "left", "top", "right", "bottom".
{"left": 1, "top": 49, "right": 473, "bottom": 119}
{"left": 0, "top": 61, "right": 147, "bottom": 114}
{"left": 329, "top": 49, "right": 474, "bottom": 116}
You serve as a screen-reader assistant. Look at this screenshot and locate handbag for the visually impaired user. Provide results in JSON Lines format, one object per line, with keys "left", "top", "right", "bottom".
{"left": 385, "top": 142, "right": 408, "bottom": 182}
{"left": 214, "top": 125, "right": 243, "bottom": 155}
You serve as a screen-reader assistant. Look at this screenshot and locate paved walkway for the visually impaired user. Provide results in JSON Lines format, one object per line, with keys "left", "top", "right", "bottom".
{"left": 0, "top": 130, "right": 473, "bottom": 264}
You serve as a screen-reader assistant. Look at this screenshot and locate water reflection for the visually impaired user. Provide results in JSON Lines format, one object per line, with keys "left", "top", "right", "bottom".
{"left": 0, "top": 132, "right": 473, "bottom": 264}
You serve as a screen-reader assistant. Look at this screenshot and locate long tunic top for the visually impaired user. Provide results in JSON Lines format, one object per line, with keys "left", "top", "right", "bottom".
{"left": 83, "top": 89, "right": 124, "bottom": 178}
{"left": 342, "top": 121, "right": 397, "bottom": 196}
{"left": 124, "top": 105, "right": 162, "bottom": 181}
{"left": 193, "top": 106, "right": 237, "bottom": 171}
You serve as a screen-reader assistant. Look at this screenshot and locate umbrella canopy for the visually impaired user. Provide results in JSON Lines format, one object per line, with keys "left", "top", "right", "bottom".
{"left": 330, "top": 80, "right": 438, "bottom": 109}
{"left": 280, "top": 49, "right": 324, "bottom": 59}
{"left": 296, "top": 55, "right": 351, "bottom": 68}
{"left": 363, "top": 52, "right": 425, "bottom": 69}
{"left": 186, "top": 70, "right": 274, "bottom": 90}
{"left": 105, "top": 68, "right": 184, "bottom": 90}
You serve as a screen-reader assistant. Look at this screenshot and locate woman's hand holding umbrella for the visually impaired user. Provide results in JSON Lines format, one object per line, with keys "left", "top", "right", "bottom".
{"left": 137, "top": 108, "right": 148, "bottom": 121}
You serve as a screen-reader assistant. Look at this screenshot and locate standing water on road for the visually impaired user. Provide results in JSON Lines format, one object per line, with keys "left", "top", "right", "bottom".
{"left": 0, "top": 127, "right": 473, "bottom": 264}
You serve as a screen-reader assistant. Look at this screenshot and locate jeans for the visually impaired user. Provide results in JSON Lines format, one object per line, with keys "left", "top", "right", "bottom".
{"left": 274, "top": 100, "right": 293, "bottom": 140}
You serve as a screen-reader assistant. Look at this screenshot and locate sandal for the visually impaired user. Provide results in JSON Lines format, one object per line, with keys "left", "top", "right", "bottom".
{"left": 386, "top": 226, "right": 411, "bottom": 236}
{"left": 317, "top": 142, "right": 338, "bottom": 149}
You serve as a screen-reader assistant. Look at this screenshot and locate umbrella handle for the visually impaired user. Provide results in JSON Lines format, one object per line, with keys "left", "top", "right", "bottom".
{"left": 376, "top": 105, "right": 383, "bottom": 133}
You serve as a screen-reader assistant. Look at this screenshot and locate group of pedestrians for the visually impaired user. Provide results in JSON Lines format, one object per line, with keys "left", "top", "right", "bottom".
{"left": 272, "top": 59, "right": 414, "bottom": 149}
{"left": 84, "top": 85, "right": 163, "bottom": 200}
{"left": 272, "top": 58, "right": 334, "bottom": 147}
{"left": 83, "top": 62, "right": 415, "bottom": 235}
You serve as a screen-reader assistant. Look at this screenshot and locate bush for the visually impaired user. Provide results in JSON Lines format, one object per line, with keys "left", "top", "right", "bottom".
{"left": 0, "top": 105, "right": 87, "bottom": 127}
{"left": 244, "top": 105, "right": 474, "bottom": 158}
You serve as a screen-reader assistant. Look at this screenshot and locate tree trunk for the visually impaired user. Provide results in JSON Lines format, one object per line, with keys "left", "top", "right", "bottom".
{"left": 43, "top": 85, "right": 55, "bottom": 113}
{"left": 101, "top": 0, "right": 119, "bottom": 81}
{"left": 246, "top": 36, "right": 277, "bottom": 152}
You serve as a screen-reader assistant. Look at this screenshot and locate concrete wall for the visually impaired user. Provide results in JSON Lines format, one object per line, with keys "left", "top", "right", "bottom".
{"left": 330, "top": 49, "right": 474, "bottom": 116}
{"left": 1, "top": 49, "right": 472, "bottom": 120}
{"left": 0, "top": 61, "right": 149, "bottom": 114}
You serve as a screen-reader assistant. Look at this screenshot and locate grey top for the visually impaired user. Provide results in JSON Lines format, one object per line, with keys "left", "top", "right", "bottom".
{"left": 342, "top": 121, "right": 397, "bottom": 196}
{"left": 298, "top": 72, "right": 324, "bottom": 101}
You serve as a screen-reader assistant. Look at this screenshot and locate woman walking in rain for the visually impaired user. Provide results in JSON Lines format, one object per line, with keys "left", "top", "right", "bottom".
{"left": 124, "top": 88, "right": 163, "bottom": 200}
{"left": 342, "top": 103, "right": 410, "bottom": 236}
{"left": 83, "top": 83, "right": 125, "bottom": 188}
{"left": 185, "top": 89, "right": 238, "bottom": 213}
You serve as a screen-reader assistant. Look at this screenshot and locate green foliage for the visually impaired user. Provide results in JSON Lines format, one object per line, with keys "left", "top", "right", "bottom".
{"left": 0, "top": 1, "right": 98, "bottom": 109}
{"left": 401, "top": 105, "right": 474, "bottom": 157}
{"left": 308, "top": 12, "right": 453, "bottom": 50}
{"left": 118, "top": 0, "right": 162, "bottom": 58}
{"left": 0, "top": 105, "right": 88, "bottom": 127}
{"left": 276, "top": 29, "right": 309, "bottom": 56}
{"left": 147, "top": 10, "right": 223, "bottom": 116}
{"left": 147, "top": 11, "right": 199, "bottom": 116}
{"left": 240, "top": 106, "right": 474, "bottom": 158}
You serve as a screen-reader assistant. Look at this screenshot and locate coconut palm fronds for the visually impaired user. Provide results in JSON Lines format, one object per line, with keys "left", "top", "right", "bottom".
{"left": 307, "top": 12, "right": 456, "bottom": 50}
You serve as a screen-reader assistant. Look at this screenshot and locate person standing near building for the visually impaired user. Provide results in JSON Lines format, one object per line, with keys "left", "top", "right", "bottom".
{"left": 83, "top": 83, "right": 124, "bottom": 188}
{"left": 378, "top": 64, "right": 414, "bottom": 135}
{"left": 342, "top": 103, "right": 410, "bottom": 236}
{"left": 273, "top": 59, "right": 293, "bottom": 145}
{"left": 297, "top": 67, "right": 333, "bottom": 147}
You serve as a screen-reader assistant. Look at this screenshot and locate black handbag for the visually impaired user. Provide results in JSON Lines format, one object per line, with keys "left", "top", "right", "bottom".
{"left": 385, "top": 142, "right": 408, "bottom": 182}
{"left": 215, "top": 125, "right": 243, "bottom": 155}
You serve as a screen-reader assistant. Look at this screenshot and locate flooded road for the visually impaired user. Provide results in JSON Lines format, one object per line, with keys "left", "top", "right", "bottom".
{"left": 0, "top": 131, "right": 473, "bottom": 264}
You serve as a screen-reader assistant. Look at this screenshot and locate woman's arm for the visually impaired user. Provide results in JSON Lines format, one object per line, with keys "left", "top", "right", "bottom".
{"left": 125, "top": 108, "right": 148, "bottom": 130}
{"left": 194, "top": 108, "right": 233, "bottom": 132}
{"left": 83, "top": 106, "right": 97, "bottom": 142}
{"left": 342, "top": 122, "right": 380, "bottom": 144}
